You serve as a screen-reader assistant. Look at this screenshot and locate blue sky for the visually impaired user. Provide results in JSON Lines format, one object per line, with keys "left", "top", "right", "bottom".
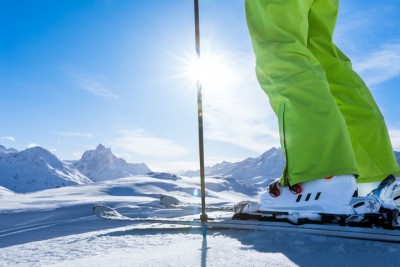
{"left": 1, "top": 0, "right": 399, "bottom": 172}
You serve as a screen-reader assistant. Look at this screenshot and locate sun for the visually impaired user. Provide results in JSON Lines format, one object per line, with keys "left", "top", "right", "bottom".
{"left": 189, "top": 54, "right": 231, "bottom": 89}
{"left": 170, "top": 45, "right": 241, "bottom": 98}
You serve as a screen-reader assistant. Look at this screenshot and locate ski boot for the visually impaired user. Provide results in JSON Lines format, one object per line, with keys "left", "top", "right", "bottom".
{"left": 364, "top": 174, "right": 400, "bottom": 228}
{"left": 258, "top": 175, "right": 357, "bottom": 215}
{"left": 233, "top": 175, "right": 358, "bottom": 223}
{"left": 369, "top": 174, "right": 400, "bottom": 208}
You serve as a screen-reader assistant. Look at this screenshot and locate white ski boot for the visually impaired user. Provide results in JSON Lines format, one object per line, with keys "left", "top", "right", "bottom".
{"left": 234, "top": 175, "right": 358, "bottom": 223}
{"left": 258, "top": 175, "right": 357, "bottom": 215}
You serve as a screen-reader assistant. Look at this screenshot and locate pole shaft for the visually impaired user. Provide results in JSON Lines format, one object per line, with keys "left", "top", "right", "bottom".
{"left": 194, "top": 0, "right": 207, "bottom": 222}
{"left": 194, "top": 0, "right": 201, "bottom": 58}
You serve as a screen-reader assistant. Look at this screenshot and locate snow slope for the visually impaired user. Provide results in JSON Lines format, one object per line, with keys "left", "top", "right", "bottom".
{"left": 73, "top": 144, "right": 151, "bottom": 181}
{"left": 0, "top": 173, "right": 256, "bottom": 213}
{"left": 0, "top": 146, "right": 92, "bottom": 193}
{"left": 0, "top": 173, "right": 399, "bottom": 267}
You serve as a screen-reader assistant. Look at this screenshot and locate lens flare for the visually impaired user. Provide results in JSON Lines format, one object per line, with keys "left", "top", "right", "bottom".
{"left": 193, "top": 188, "right": 199, "bottom": 197}
{"left": 188, "top": 54, "right": 232, "bottom": 89}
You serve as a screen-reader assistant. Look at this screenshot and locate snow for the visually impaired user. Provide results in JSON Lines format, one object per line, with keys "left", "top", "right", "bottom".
{"left": 1, "top": 173, "right": 400, "bottom": 267}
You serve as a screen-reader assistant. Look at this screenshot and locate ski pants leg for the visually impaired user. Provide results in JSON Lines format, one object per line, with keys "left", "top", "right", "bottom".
{"left": 245, "top": 0, "right": 400, "bottom": 185}
{"left": 307, "top": 0, "right": 400, "bottom": 183}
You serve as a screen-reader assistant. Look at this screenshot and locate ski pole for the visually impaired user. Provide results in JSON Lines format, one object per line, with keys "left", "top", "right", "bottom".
{"left": 194, "top": 0, "right": 208, "bottom": 238}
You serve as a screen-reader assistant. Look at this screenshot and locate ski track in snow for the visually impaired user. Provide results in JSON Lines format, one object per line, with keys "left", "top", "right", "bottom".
{"left": 1, "top": 174, "right": 400, "bottom": 267}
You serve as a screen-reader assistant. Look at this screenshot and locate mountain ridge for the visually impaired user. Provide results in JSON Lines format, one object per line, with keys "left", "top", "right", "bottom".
{"left": 0, "top": 144, "right": 151, "bottom": 193}
{"left": 0, "top": 146, "right": 91, "bottom": 193}
{"left": 73, "top": 144, "right": 151, "bottom": 182}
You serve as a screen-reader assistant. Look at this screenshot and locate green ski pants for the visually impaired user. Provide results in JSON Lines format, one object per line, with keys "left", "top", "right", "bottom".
{"left": 245, "top": 0, "right": 400, "bottom": 186}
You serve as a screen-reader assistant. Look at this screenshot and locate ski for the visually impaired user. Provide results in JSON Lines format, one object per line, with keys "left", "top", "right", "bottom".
{"left": 93, "top": 205, "right": 400, "bottom": 243}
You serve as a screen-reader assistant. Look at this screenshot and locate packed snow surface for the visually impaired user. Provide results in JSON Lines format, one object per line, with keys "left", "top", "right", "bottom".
{"left": 1, "top": 173, "right": 400, "bottom": 267}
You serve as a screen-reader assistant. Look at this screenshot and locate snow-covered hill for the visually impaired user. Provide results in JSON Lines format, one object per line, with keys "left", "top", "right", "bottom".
{"left": 0, "top": 172, "right": 256, "bottom": 212}
{"left": 183, "top": 147, "right": 285, "bottom": 186}
{"left": 73, "top": 144, "right": 151, "bottom": 182}
{"left": 395, "top": 151, "right": 400, "bottom": 167}
{"left": 0, "top": 146, "right": 91, "bottom": 193}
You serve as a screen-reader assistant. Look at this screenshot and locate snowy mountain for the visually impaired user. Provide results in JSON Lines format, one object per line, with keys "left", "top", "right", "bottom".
{"left": 73, "top": 144, "right": 151, "bottom": 181}
{"left": 0, "top": 145, "right": 18, "bottom": 154}
{"left": 183, "top": 147, "right": 285, "bottom": 186}
{"left": 0, "top": 146, "right": 92, "bottom": 193}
